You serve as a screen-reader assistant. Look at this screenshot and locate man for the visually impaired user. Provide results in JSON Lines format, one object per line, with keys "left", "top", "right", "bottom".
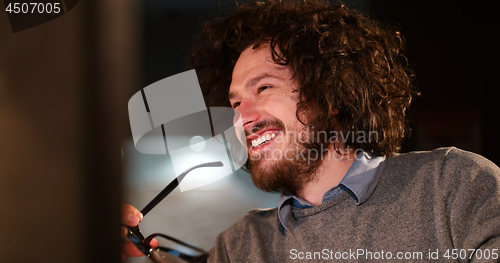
{"left": 123, "top": 1, "right": 500, "bottom": 262}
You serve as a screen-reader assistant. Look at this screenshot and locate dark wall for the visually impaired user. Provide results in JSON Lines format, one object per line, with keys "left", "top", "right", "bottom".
{"left": 142, "top": 1, "right": 223, "bottom": 85}
{"left": 369, "top": 0, "right": 500, "bottom": 164}
{"left": 0, "top": 1, "right": 140, "bottom": 262}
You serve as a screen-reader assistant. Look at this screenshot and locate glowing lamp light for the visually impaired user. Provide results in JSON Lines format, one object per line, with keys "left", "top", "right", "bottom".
{"left": 189, "top": 136, "right": 206, "bottom": 151}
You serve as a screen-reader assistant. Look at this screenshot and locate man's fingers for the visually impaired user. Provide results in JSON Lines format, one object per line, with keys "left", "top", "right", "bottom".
{"left": 121, "top": 226, "right": 128, "bottom": 238}
{"left": 122, "top": 238, "right": 160, "bottom": 260}
{"left": 149, "top": 237, "right": 159, "bottom": 248}
{"left": 121, "top": 203, "right": 158, "bottom": 261}
{"left": 122, "top": 239, "right": 147, "bottom": 257}
{"left": 122, "top": 204, "right": 143, "bottom": 227}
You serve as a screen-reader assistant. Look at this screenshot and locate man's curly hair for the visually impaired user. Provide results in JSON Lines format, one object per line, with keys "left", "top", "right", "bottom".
{"left": 190, "top": 0, "right": 419, "bottom": 156}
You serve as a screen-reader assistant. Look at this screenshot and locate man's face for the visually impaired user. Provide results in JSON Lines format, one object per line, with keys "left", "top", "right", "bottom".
{"left": 229, "top": 45, "right": 318, "bottom": 194}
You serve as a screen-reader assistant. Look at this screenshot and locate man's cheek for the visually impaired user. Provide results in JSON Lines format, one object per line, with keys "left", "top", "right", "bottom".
{"left": 233, "top": 110, "right": 246, "bottom": 146}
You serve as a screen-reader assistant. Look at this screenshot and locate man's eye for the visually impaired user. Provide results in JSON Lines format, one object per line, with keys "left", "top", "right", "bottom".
{"left": 232, "top": 102, "right": 241, "bottom": 108}
{"left": 258, "top": 86, "right": 270, "bottom": 93}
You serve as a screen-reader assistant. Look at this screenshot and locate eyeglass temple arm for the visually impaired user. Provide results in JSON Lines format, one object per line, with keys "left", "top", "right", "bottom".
{"left": 139, "top": 161, "right": 224, "bottom": 217}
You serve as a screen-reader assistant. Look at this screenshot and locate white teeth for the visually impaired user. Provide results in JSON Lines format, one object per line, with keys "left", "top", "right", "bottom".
{"left": 251, "top": 132, "right": 277, "bottom": 148}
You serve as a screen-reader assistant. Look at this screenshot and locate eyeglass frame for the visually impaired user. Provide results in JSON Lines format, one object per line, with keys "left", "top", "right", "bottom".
{"left": 125, "top": 161, "right": 224, "bottom": 263}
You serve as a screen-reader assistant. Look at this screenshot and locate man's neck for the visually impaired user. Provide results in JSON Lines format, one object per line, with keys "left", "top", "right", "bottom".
{"left": 296, "top": 148, "right": 356, "bottom": 206}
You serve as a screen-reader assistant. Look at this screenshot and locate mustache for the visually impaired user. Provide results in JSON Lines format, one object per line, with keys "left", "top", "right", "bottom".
{"left": 245, "top": 119, "right": 286, "bottom": 137}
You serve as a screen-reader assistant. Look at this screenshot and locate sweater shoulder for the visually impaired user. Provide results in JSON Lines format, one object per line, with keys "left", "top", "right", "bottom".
{"left": 441, "top": 147, "right": 500, "bottom": 187}
{"left": 382, "top": 147, "right": 500, "bottom": 193}
{"left": 386, "top": 147, "right": 498, "bottom": 173}
{"left": 443, "top": 147, "right": 498, "bottom": 170}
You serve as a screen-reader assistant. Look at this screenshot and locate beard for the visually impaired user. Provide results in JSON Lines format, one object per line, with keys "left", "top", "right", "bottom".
{"left": 245, "top": 119, "right": 327, "bottom": 196}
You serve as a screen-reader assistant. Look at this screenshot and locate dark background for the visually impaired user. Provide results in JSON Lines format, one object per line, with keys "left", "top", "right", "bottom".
{"left": 141, "top": 0, "right": 500, "bottom": 165}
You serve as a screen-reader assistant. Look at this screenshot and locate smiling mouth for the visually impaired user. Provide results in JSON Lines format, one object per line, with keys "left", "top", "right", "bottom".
{"left": 251, "top": 132, "right": 277, "bottom": 148}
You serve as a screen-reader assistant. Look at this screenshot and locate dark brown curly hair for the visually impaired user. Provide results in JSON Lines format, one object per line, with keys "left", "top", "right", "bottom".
{"left": 190, "top": 0, "right": 418, "bottom": 156}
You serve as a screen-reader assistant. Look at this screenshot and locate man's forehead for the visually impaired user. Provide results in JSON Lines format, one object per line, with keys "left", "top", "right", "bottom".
{"left": 228, "top": 44, "right": 292, "bottom": 97}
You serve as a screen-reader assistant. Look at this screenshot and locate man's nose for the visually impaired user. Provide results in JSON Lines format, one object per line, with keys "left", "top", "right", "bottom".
{"left": 238, "top": 99, "right": 260, "bottom": 127}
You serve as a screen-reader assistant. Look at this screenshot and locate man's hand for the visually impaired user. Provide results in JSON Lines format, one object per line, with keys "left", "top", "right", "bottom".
{"left": 122, "top": 204, "right": 159, "bottom": 262}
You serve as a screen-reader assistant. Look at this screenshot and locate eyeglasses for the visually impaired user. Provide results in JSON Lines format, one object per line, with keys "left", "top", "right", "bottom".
{"left": 125, "top": 161, "right": 223, "bottom": 263}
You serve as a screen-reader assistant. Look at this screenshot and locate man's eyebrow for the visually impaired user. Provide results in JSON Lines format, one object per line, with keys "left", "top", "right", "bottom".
{"left": 245, "top": 73, "right": 282, "bottom": 88}
{"left": 228, "top": 73, "right": 283, "bottom": 101}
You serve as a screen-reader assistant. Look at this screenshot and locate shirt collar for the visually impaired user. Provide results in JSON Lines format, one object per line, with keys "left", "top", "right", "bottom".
{"left": 277, "top": 151, "right": 386, "bottom": 230}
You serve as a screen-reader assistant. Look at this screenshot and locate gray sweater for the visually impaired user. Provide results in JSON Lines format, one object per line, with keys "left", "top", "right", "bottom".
{"left": 208, "top": 147, "right": 500, "bottom": 262}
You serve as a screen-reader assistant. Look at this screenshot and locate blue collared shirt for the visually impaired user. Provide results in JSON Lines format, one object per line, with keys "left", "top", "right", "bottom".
{"left": 277, "top": 151, "right": 386, "bottom": 229}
